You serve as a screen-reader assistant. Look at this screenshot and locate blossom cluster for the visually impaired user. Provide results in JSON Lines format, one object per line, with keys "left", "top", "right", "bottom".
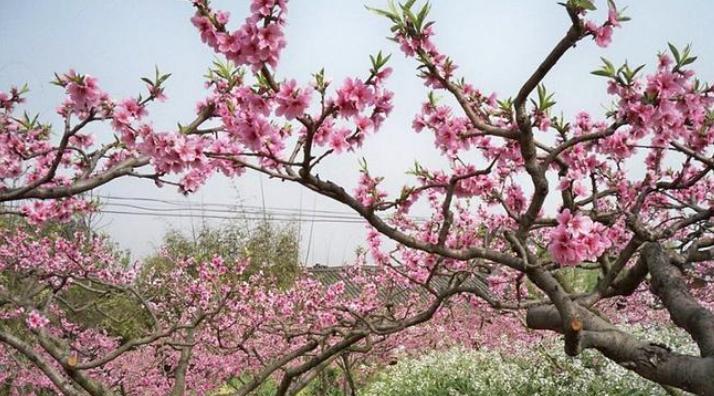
{"left": 548, "top": 209, "right": 611, "bottom": 266}
{"left": 191, "top": 0, "right": 287, "bottom": 70}
{"left": 584, "top": 2, "right": 622, "bottom": 48}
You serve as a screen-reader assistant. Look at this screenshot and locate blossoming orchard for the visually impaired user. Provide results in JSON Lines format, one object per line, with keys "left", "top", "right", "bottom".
{"left": 2, "top": 0, "right": 714, "bottom": 395}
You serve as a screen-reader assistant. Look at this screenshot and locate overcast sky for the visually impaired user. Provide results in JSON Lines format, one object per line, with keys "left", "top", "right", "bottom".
{"left": 2, "top": 1, "right": 714, "bottom": 265}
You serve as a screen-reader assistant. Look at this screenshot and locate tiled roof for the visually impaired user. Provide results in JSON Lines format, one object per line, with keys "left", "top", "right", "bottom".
{"left": 307, "top": 265, "right": 491, "bottom": 301}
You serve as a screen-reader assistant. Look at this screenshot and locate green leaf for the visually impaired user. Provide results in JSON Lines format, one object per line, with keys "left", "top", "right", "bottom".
{"left": 50, "top": 72, "right": 64, "bottom": 86}
{"left": 569, "top": 0, "right": 596, "bottom": 11}
{"left": 154, "top": 65, "right": 163, "bottom": 81}
{"left": 631, "top": 64, "right": 645, "bottom": 77}
{"left": 416, "top": 2, "right": 431, "bottom": 31}
{"left": 358, "top": 157, "right": 369, "bottom": 173}
{"left": 366, "top": 1, "right": 402, "bottom": 24}
{"left": 401, "top": 0, "right": 417, "bottom": 11}
{"left": 366, "top": 6, "right": 399, "bottom": 23}
{"left": 591, "top": 70, "right": 613, "bottom": 77}
{"left": 158, "top": 73, "right": 172, "bottom": 84}
{"left": 668, "top": 42, "right": 681, "bottom": 63}
{"left": 427, "top": 91, "right": 439, "bottom": 106}
{"left": 619, "top": 62, "right": 645, "bottom": 84}
{"left": 388, "top": 0, "right": 399, "bottom": 17}
{"left": 497, "top": 98, "right": 513, "bottom": 113}
{"left": 681, "top": 56, "right": 697, "bottom": 66}
{"left": 601, "top": 57, "right": 615, "bottom": 73}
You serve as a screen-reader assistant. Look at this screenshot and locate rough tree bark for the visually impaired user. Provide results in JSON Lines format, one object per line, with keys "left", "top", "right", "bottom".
{"left": 527, "top": 242, "right": 714, "bottom": 395}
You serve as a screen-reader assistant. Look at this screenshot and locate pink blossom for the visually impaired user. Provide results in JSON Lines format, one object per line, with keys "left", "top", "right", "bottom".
{"left": 646, "top": 70, "right": 681, "bottom": 98}
{"left": 251, "top": 0, "right": 281, "bottom": 17}
{"left": 66, "top": 74, "right": 102, "bottom": 111}
{"left": 192, "top": 0, "right": 287, "bottom": 69}
{"left": 585, "top": 20, "right": 614, "bottom": 48}
{"left": 575, "top": 111, "right": 592, "bottom": 131}
{"left": 354, "top": 173, "right": 386, "bottom": 208}
{"left": 191, "top": 15, "right": 218, "bottom": 47}
{"left": 594, "top": 25, "right": 613, "bottom": 47}
{"left": 504, "top": 185, "right": 527, "bottom": 214}
{"left": 548, "top": 209, "right": 611, "bottom": 266}
{"left": 535, "top": 113, "right": 551, "bottom": 131}
{"left": 335, "top": 78, "right": 374, "bottom": 118}
{"left": 26, "top": 310, "right": 49, "bottom": 330}
{"left": 328, "top": 128, "right": 350, "bottom": 153}
{"left": 217, "top": 32, "right": 241, "bottom": 53}
{"left": 275, "top": 79, "right": 311, "bottom": 120}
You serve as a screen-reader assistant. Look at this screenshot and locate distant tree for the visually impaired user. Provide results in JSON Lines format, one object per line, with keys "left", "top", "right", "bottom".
{"left": 143, "top": 218, "right": 300, "bottom": 289}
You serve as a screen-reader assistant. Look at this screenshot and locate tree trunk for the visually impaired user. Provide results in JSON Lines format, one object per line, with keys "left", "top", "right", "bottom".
{"left": 526, "top": 242, "right": 714, "bottom": 395}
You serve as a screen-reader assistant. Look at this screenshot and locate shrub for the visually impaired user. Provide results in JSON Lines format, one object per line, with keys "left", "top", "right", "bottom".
{"left": 362, "top": 325, "right": 695, "bottom": 396}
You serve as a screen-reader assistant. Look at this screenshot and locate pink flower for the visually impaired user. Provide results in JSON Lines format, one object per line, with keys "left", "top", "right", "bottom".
{"left": 355, "top": 116, "right": 373, "bottom": 132}
{"left": 646, "top": 71, "right": 681, "bottom": 98}
{"left": 217, "top": 32, "right": 241, "bottom": 54}
{"left": 355, "top": 173, "right": 386, "bottom": 207}
{"left": 193, "top": 0, "right": 287, "bottom": 69}
{"left": 275, "top": 79, "right": 312, "bottom": 120}
{"left": 67, "top": 74, "right": 102, "bottom": 111}
{"left": 572, "top": 180, "right": 588, "bottom": 197}
{"left": 556, "top": 208, "right": 573, "bottom": 226}
{"left": 191, "top": 15, "right": 218, "bottom": 47}
{"left": 575, "top": 111, "right": 592, "bottom": 131}
{"left": 113, "top": 98, "right": 147, "bottom": 127}
{"left": 328, "top": 128, "right": 350, "bottom": 153}
{"left": 335, "top": 78, "right": 374, "bottom": 118}
{"left": 536, "top": 113, "right": 551, "bottom": 131}
{"left": 374, "top": 67, "right": 393, "bottom": 84}
{"left": 69, "top": 133, "right": 94, "bottom": 148}
{"left": 549, "top": 228, "right": 580, "bottom": 266}
{"left": 20, "top": 199, "right": 92, "bottom": 225}
{"left": 585, "top": 21, "right": 613, "bottom": 48}
{"left": 548, "top": 209, "right": 611, "bottom": 266}
{"left": 251, "top": 0, "right": 279, "bottom": 16}
{"left": 257, "top": 24, "right": 284, "bottom": 51}
{"left": 658, "top": 53, "right": 673, "bottom": 69}
{"left": 26, "top": 310, "right": 49, "bottom": 330}
{"left": 600, "top": 131, "right": 633, "bottom": 159}
{"left": 214, "top": 10, "right": 230, "bottom": 25}
{"left": 594, "top": 25, "right": 613, "bottom": 48}
{"left": 233, "top": 114, "right": 276, "bottom": 151}
{"left": 504, "top": 185, "right": 527, "bottom": 214}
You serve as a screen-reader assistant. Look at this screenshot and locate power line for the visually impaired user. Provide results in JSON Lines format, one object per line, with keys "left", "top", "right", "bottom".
{"left": 99, "top": 209, "right": 369, "bottom": 224}
{"left": 102, "top": 202, "right": 366, "bottom": 221}
{"left": 96, "top": 194, "right": 358, "bottom": 216}
{"left": 95, "top": 194, "right": 430, "bottom": 223}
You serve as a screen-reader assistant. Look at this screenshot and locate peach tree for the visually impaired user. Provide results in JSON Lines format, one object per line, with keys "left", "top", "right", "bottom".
{"left": 2, "top": 0, "right": 714, "bottom": 394}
